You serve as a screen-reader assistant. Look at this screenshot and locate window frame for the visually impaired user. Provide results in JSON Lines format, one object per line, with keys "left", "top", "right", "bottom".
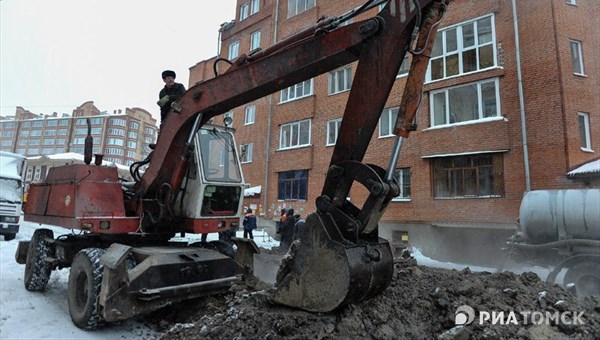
{"left": 244, "top": 105, "right": 256, "bottom": 125}
{"left": 427, "top": 14, "right": 497, "bottom": 82}
{"left": 240, "top": 2, "right": 250, "bottom": 20}
{"left": 229, "top": 41, "right": 240, "bottom": 60}
{"left": 326, "top": 118, "right": 342, "bottom": 146}
{"left": 432, "top": 153, "right": 504, "bottom": 199}
{"left": 392, "top": 167, "right": 411, "bottom": 201}
{"left": 429, "top": 78, "right": 501, "bottom": 127}
{"left": 328, "top": 66, "right": 352, "bottom": 95}
{"left": 250, "top": 30, "right": 261, "bottom": 51}
{"left": 287, "top": 0, "right": 316, "bottom": 18}
{"left": 280, "top": 79, "right": 314, "bottom": 103}
{"left": 279, "top": 119, "right": 311, "bottom": 150}
{"left": 578, "top": 112, "right": 593, "bottom": 151}
{"left": 277, "top": 170, "right": 308, "bottom": 201}
{"left": 379, "top": 107, "right": 399, "bottom": 138}
{"left": 241, "top": 143, "right": 253, "bottom": 163}
{"left": 569, "top": 39, "right": 586, "bottom": 76}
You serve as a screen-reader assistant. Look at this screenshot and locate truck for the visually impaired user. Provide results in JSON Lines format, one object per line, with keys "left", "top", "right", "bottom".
{"left": 0, "top": 151, "right": 27, "bottom": 241}
{"left": 15, "top": 0, "right": 449, "bottom": 329}
{"left": 508, "top": 189, "right": 600, "bottom": 297}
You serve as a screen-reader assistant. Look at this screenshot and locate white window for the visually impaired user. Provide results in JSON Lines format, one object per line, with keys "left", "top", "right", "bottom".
{"left": 144, "top": 127, "right": 155, "bottom": 135}
{"left": 59, "top": 119, "right": 69, "bottom": 126}
{"left": 29, "top": 148, "right": 39, "bottom": 155}
{"left": 128, "top": 131, "right": 138, "bottom": 139}
{"left": 2, "top": 131, "right": 13, "bottom": 137}
{"left": 25, "top": 167, "right": 33, "bottom": 181}
{"left": 29, "top": 139, "right": 40, "bottom": 146}
{"left": 42, "top": 148, "right": 54, "bottom": 155}
{"left": 76, "top": 118, "right": 86, "bottom": 125}
{"left": 34, "top": 167, "right": 41, "bottom": 180}
{"left": 43, "top": 130, "right": 56, "bottom": 136}
{"left": 109, "top": 118, "right": 126, "bottom": 126}
{"left": 107, "top": 138, "right": 124, "bottom": 146}
{"left": 241, "top": 143, "right": 253, "bottom": 163}
{"left": 328, "top": 67, "right": 352, "bottom": 95}
{"left": 46, "top": 120, "right": 58, "bottom": 127}
{"left": 127, "top": 141, "right": 137, "bottom": 148}
{"left": 43, "top": 139, "right": 55, "bottom": 145}
{"left": 244, "top": 105, "right": 256, "bottom": 125}
{"left": 428, "top": 15, "right": 496, "bottom": 81}
{"left": 126, "top": 151, "right": 136, "bottom": 158}
{"left": 280, "top": 79, "right": 313, "bottom": 103}
{"left": 108, "top": 128, "right": 125, "bottom": 136}
{"left": 379, "top": 107, "right": 399, "bottom": 137}
{"left": 129, "top": 121, "right": 139, "bottom": 129}
{"left": 74, "top": 128, "right": 87, "bottom": 135}
{"left": 392, "top": 168, "right": 411, "bottom": 200}
{"left": 570, "top": 40, "right": 585, "bottom": 75}
{"left": 251, "top": 0, "right": 260, "bottom": 14}
{"left": 229, "top": 41, "right": 240, "bottom": 60}
{"left": 22, "top": 122, "right": 31, "bottom": 128}
{"left": 91, "top": 117, "right": 103, "bottom": 125}
{"left": 288, "top": 0, "right": 315, "bottom": 18}
{"left": 32, "top": 121, "right": 43, "bottom": 127}
{"left": 1, "top": 140, "right": 11, "bottom": 147}
{"left": 566, "top": 0, "right": 577, "bottom": 5}
{"left": 18, "top": 140, "right": 27, "bottom": 146}
{"left": 578, "top": 112, "right": 592, "bottom": 151}
{"left": 30, "top": 130, "right": 42, "bottom": 137}
{"left": 250, "top": 30, "right": 261, "bottom": 51}
{"left": 105, "top": 148, "right": 124, "bottom": 156}
{"left": 240, "top": 2, "right": 249, "bottom": 20}
{"left": 58, "top": 129, "right": 67, "bottom": 135}
{"left": 280, "top": 119, "right": 311, "bottom": 149}
{"left": 20, "top": 130, "right": 30, "bottom": 137}
{"left": 430, "top": 78, "right": 500, "bottom": 127}
{"left": 73, "top": 138, "right": 86, "bottom": 145}
{"left": 326, "top": 119, "right": 342, "bottom": 146}
{"left": 91, "top": 127, "right": 102, "bottom": 134}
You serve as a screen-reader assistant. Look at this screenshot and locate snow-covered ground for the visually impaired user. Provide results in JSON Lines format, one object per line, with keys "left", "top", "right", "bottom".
{"left": 0, "top": 219, "right": 279, "bottom": 339}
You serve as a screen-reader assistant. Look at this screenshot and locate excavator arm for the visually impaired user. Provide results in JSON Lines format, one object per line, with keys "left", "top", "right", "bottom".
{"left": 134, "top": 0, "right": 448, "bottom": 312}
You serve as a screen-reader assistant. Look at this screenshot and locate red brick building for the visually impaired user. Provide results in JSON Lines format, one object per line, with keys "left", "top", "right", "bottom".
{"left": 189, "top": 0, "right": 598, "bottom": 233}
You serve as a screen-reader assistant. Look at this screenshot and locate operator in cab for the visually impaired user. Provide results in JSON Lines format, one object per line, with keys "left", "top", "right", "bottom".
{"left": 157, "top": 70, "right": 186, "bottom": 125}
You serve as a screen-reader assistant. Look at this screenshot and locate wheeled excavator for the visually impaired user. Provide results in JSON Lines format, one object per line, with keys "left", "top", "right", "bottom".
{"left": 16, "top": 0, "right": 448, "bottom": 329}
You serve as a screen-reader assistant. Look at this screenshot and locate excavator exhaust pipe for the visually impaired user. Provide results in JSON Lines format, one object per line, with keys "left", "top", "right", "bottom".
{"left": 272, "top": 211, "right": 394, "bottom": 312}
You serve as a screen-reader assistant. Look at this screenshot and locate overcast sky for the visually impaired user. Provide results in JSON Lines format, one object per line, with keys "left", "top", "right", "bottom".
{"left": 0, "top": 0, "right": 237, "bottom": 121}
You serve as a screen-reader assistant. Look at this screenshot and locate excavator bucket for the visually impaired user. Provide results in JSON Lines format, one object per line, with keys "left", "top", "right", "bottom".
{"left": 272, "top": 211, "right": 394, "bottom": 312}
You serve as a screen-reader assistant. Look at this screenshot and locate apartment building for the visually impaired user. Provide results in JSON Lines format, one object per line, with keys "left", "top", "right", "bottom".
{"left": 0, "top": 101, "right": 159, "bottom": 181}
{"left": 189, "top": 0, "right": 597, "bottom": 231}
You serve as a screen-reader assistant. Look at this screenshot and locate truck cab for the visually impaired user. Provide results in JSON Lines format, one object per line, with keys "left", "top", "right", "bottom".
{"left": 0, "top": 151, "right": 27, "bottom": 241}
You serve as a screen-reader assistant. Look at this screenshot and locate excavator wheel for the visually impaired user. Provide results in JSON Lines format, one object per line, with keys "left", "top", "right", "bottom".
{"left": 272, "top": 212, "right": 393, "bottom": 312}
{"left": 24, "top": 229, "right": 54, "bottom": 291}
{"left": 68, "top": 248, "right": 106, "bottom": 330}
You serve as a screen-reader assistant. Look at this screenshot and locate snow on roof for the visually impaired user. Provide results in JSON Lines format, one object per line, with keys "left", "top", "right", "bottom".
{"left": 27, "top": 152, "right": 130, "bottom": 171}
{"left": 567, "top": 158, "right": 600, "bottom": 177}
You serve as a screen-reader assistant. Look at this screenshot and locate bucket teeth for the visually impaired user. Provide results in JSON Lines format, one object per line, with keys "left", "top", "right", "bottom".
{"left": 272, "top": 212, "right": 393, "bottom": 312}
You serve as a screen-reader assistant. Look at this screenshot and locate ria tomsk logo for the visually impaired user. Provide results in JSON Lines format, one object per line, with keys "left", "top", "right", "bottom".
{"left": 455, "top": 305, "right": 476, "bottom": 325}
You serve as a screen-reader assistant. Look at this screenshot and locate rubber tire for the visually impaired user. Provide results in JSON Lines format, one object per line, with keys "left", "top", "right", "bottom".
{"left": 24, "top": 229, "right": 54, "bottom": 291}
{"left": 3, "top": 233, "right": 16, "bottom": 241}
{"left": 68, "top": 248, "right": 106, "bottom": 330}
{"left": 563, "top": 261, "right": 600, "bottom": 297}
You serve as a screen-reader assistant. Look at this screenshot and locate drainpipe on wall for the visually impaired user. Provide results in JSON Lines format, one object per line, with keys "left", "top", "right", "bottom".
{"left": 511, "top": 0, "right": 531, "bottom": 192}
{"left": 263, "top": 0, "right": 280, "bottom": 215}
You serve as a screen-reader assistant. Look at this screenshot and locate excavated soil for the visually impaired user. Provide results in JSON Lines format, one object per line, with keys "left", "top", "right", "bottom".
{"left": 147, "top": 251, "right": 600, "bottom": 339}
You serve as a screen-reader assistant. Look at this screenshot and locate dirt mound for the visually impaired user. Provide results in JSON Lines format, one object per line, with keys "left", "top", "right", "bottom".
{"left": 153, "top": 255, "right": 599, "bottom": 339}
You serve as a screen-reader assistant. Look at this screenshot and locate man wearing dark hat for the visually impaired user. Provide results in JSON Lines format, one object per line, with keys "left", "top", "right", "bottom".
{"left": 157, "top": 70, "right": 186, "bottom": 125}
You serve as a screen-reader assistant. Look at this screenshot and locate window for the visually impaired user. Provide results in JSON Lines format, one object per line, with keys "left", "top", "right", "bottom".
{"left": 398, "top": 54, "right": 409, "bottom": 77}
{"left": 566, "top": 0, "right": 577, "bottom": 4}
{"left": 288, "top": 0, "right": 315, "bottom": 18}
{"left": 16, "top": 149, "right": 26, "bottom": 155}
{"left": 42, "top": 148, "right": 54, "bottom": 155}
{"left": 107, "top": 138, "right": 124, "bottom": 146}
{"left": 91, "top": 127, "right": 102, "bottom": 134}
{"left": 29, "top": 139, "right": 40, "bottom": 146}
{"left": 240, "top": 2, "right": 249, "bottom": 20}
{"left": 241, "top": 143, "right": 253, "bottom": 163}
{"left": 91, "top": 117, "right": 103, "bottom": 125}
{"left": 105, "top": 148, "right": 124, "bottom": 156}
{"left": 433, "top": 154, "right": 504, "bottom": 198}
{"left": 1, "top": 140, "right": 11, "bottom": 146}
{"left": 59, "top": 119, "right": 69, "bottom": 126}
{"left": 326, "top": 118, "right": 342, "bottom": 146}
{"left": 569, "top": 40, "right": 585, "bottom": 75}
{"left": 73, "top": 138, "right": 86, "bottom": 145}
{"left": 280, "top": 119, "right": 311, "bottom": 149}
{"left": 20, "top": 130, "right": 29, "bottom": 137}
{"left": 126, "top": 151, "right": 136, "bottom": 158}
{"left": 34, "top": 167, "right": 41, "bottom": 180}
{"left": 25, "top": 167, "right": 33, "bottom": 181}
{"left": 578, "top": 112, "right": 592, "bottom": 150}
{"left": 32, "top": 121, "right": 43, "bottom": 127}
{"left": 43, "top": 130, "right": 56, "bottom": 136}
{"left": 430, "top": 78, "right": 500, "bottom": 127}
{"left": 58, "top": 129, "right": 67, "bottom": 135}
{"left": 18, "top": 140, "right": 27, "bottom": 146}
{"left": 2, "top": 131, "right": 13, "bottom": 137}
{"left": 74, "top": 128, "right": 87, "bottom": 135}
{"left": 109, "top": 118, "right": 126, "bottom": 126}
{"left": 107, "top": 128, "right": 125, "bottom": 136}
{"left": 229, "top": 41, "right": 240, "bottom": 60}
{"left": 43, "top": 139, "right": 55, "bottom": 145}
{"left": 244, "top": 105, "right": 256, "bottom": 125}
{"left": 76, "top": 118, "right": 87, "bottom": 126}
{"left": 328, "top": 67, "right": 352, "bottom": 94}
{"left": 251, "top": 0, "right": 260, "bottom": 14}
{"left": 144, "top": 127, "right": 155, "bottom": 135}
{"left": 278, "top": 170, "right": 308, "bottom": 200}
{"left": 57, "top": 138, "right": 66, "bottom": 145}
{"left": 46, "top": 120, "right": 58, "bottom": 127}
{"left": 30, "top": 130, "right": 42, "bottom": 137}
{"left": 127, "top": 141, "right": 137, "bottom": 149}
{"left": 428, "top": 15, "right": 496, "bottom": 81}
{"left": 129, "top": 121, "right": 139, "bottom": 129}
{"left": 379, "top": 107, "right": 399, "bottom": 137}
{"left": 280, "top": 79, "right": 313, "bottom": 103}
{"left": 22, "top": 122, "right": 31, "bottom": 128}
{"left": 250, "top": 30, "right": 261, "bottom": 51}
{"left": 393, "top": 168, "right": 411, "bottom": 200}
{"left": 128, "top": 131, "right": 138, "bottom": 139}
